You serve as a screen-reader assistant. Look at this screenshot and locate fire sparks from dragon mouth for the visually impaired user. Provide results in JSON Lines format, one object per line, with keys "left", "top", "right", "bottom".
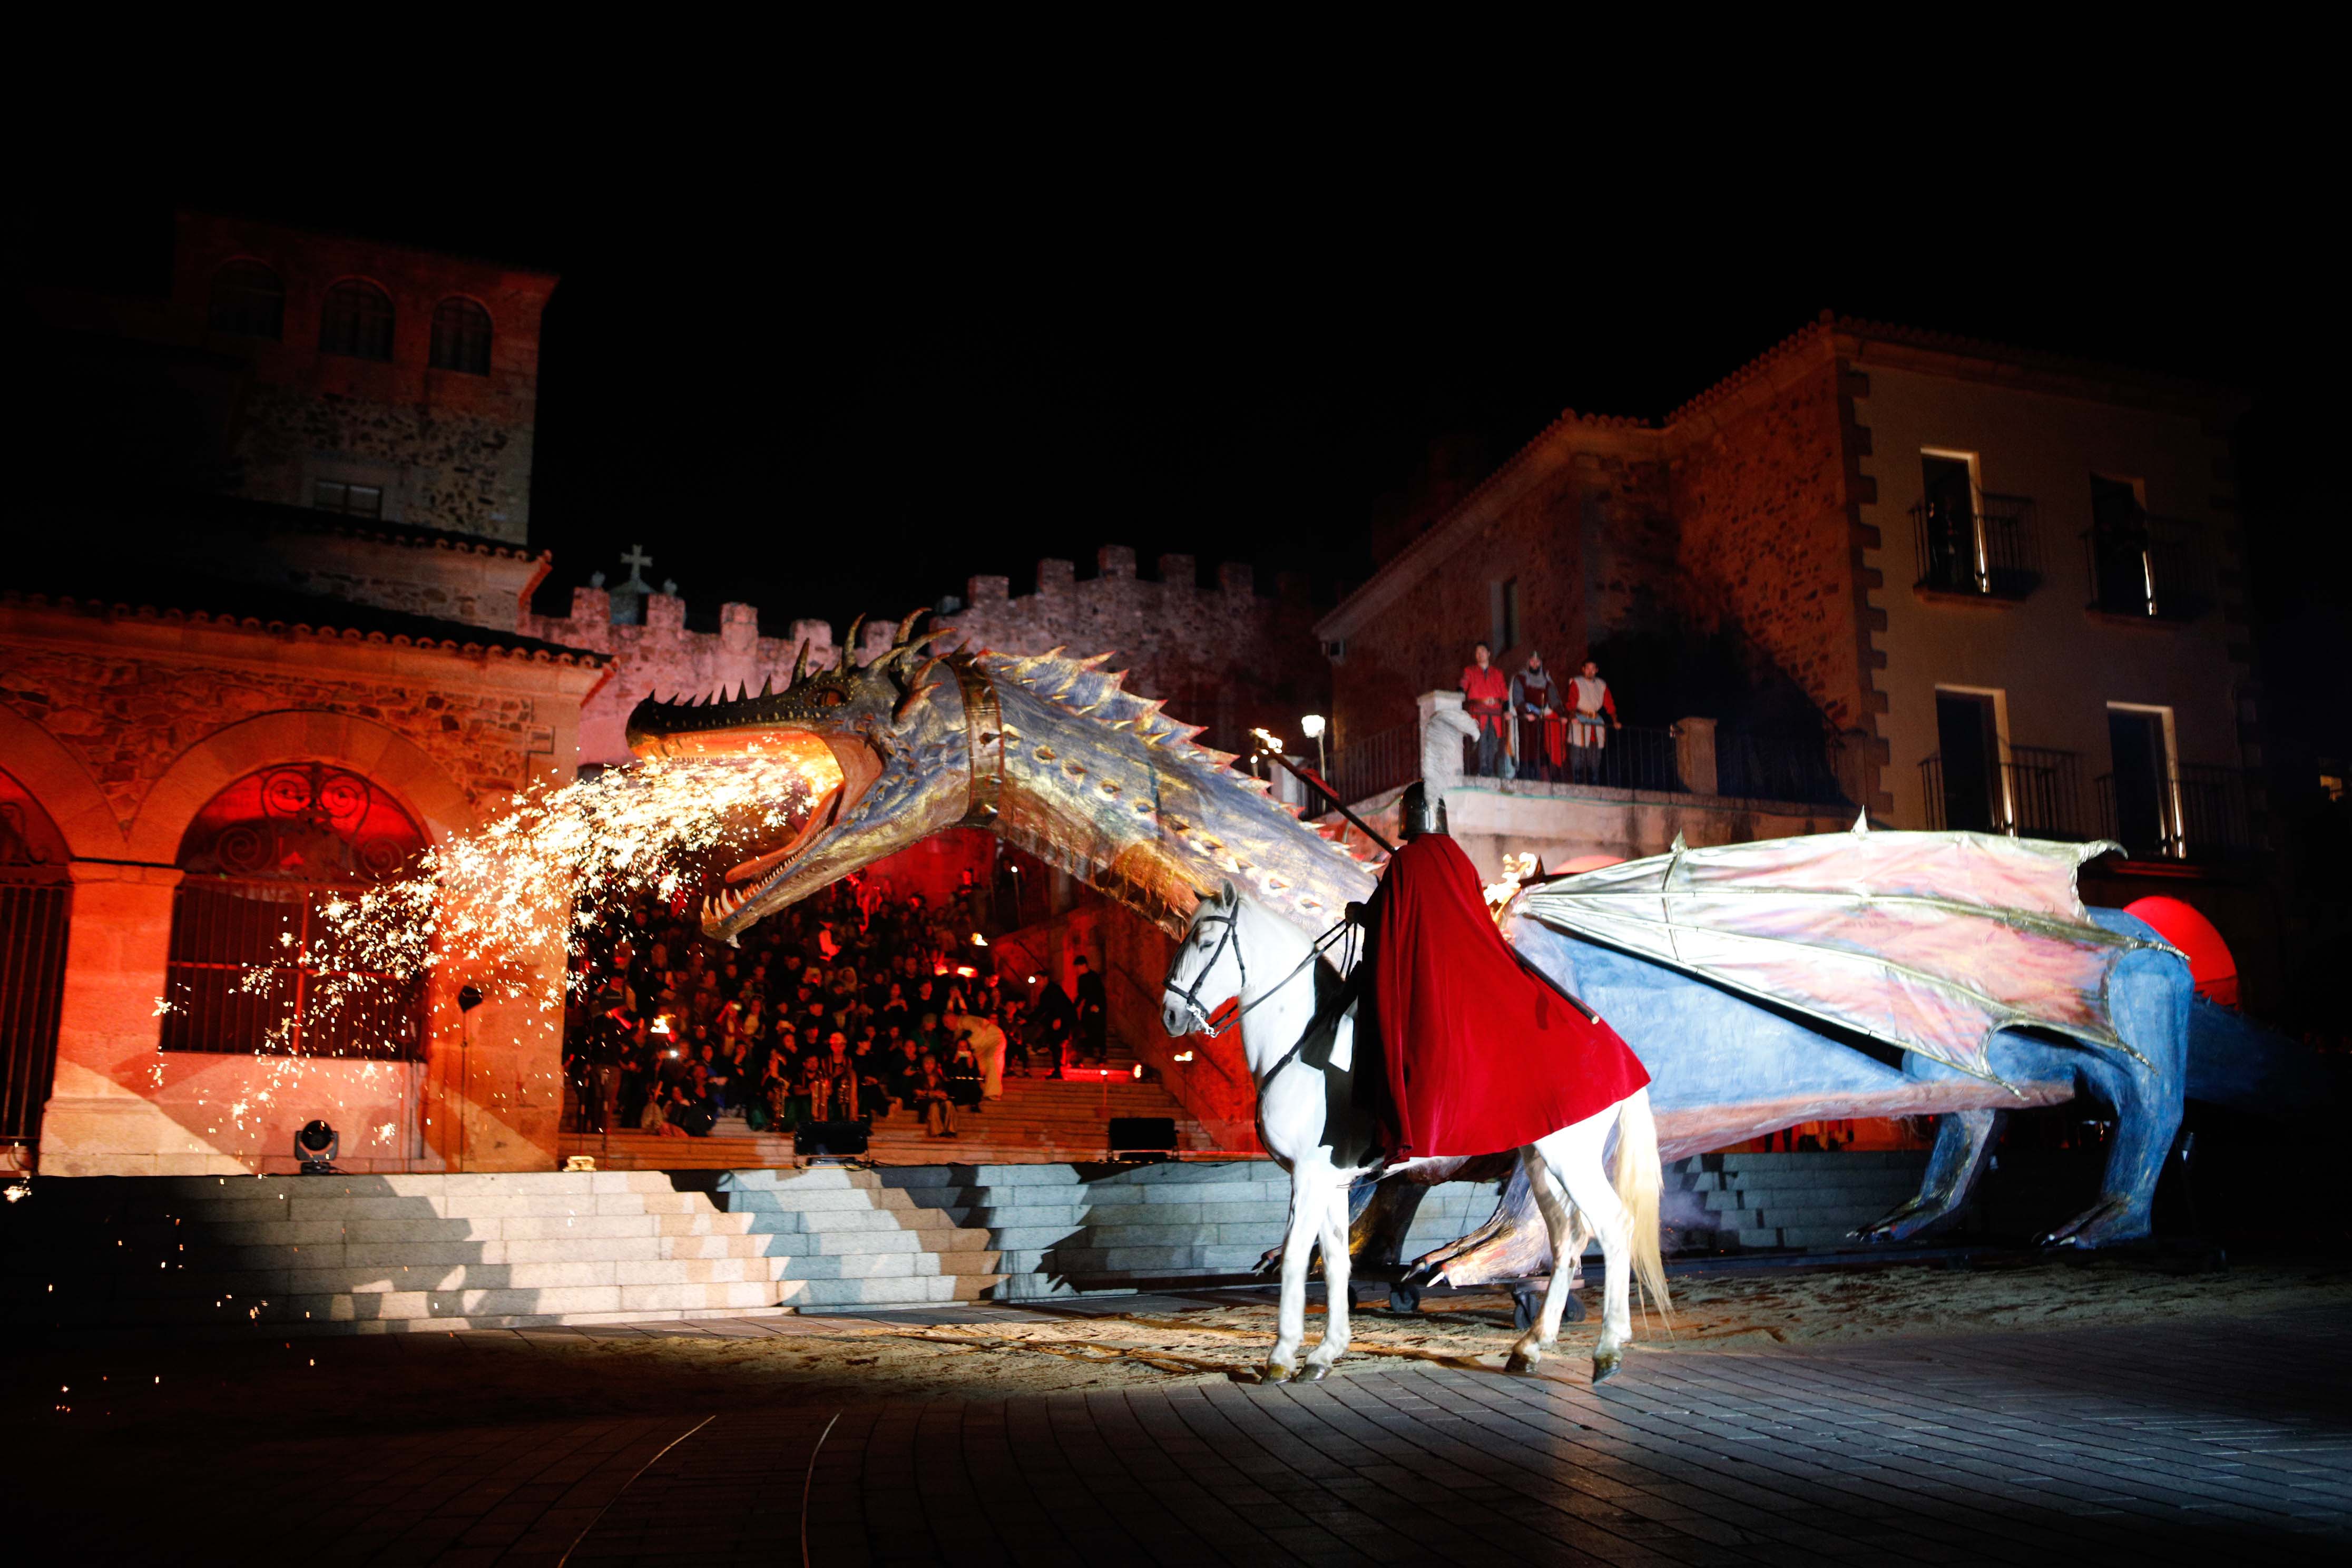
{"left": 154, "top": 752, "right": 838, "bottom": 1064}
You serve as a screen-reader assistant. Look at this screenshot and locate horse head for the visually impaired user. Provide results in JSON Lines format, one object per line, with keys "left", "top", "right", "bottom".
{"left": 1161, "top": 879, "right": 1246, "bottom": 1038}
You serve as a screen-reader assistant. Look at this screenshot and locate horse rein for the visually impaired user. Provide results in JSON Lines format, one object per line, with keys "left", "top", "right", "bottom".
{"left": 1163, "top": 908, "right": 1355, "bottom": 1043}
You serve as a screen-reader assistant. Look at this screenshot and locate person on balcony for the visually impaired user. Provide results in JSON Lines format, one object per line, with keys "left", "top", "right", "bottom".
{"left": 1459, "top": 641, "right": 1510, "bottom": 778}
{"left": 1567, "top": 659, "right": 1619, "bottom": 785}
{"left": 1510, "top": 650, "right": 1564, "bottom": 784}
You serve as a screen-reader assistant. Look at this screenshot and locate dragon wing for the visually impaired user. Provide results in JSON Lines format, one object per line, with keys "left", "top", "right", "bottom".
{"left": 1512, "top": 821, "right": 2173, "bottom": 1086}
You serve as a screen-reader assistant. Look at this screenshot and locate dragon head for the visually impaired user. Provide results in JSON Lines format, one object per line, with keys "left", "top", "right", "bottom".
{"left": 625, "top": 612, "right": 985, "bottom": 944}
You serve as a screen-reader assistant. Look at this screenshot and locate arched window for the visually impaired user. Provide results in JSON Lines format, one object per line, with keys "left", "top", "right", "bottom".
{"left": 1, "top": 767, "right": 72, "bottom": 1159}
{"left": 208, "top": 259, "right": 285, "bottom": 339}
{"left": 319, "top": 279, "right": 395, "bottom": 361}
{"left": 429, "top": 297, "right": 492, "bottom": 375}
{"left": 161, "top": 763, "right": 429, "bottom": 1060}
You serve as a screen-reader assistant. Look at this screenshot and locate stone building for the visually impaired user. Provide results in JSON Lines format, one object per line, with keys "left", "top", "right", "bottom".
{"left": 35, "top": 210, "right": 555, "bottom": 544}
{"left": 1315, "top": 313, "right": 2271, "bottom": 1002}
{"left": 1, "top": 520, "right": 606, "bottom": 1178}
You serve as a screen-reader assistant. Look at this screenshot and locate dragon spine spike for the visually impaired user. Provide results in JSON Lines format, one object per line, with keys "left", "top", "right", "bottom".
{"left": 791, "top": 640, "right": 811, "bottom": 684}
{"left": 760, "top": 674, "right": 773, "bottom": 698}
{"left": 894, "top": 607, "right": 927, "bottom": 646}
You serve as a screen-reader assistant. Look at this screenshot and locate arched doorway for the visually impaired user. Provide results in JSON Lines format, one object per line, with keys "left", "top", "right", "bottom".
{"left": 0, "top": 767, "right": 72, "bottom": 1170}
{"left": 160, "top": 762, "right": 430, "bottom": 1060}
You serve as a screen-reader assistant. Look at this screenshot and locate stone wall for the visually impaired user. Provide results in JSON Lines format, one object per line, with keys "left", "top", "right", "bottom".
{"left": 946, "top": 547, "right": 1328, "bottom": 754}
{"left": 170, "top": 211, "right": 556, "bottom": 544}
{"left": 1667, "top": 346, "right": 1882, "bottom": 805}
{"left": 0, "top": 624, "right": 569, "bottom": 830}
{"left": 525, "top": 592, "right": 887, "bottom": 765}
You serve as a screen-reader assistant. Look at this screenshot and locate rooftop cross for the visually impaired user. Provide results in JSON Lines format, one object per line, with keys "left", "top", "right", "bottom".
{"left": 617, "top": 544, "right": 653, "bottom": 594}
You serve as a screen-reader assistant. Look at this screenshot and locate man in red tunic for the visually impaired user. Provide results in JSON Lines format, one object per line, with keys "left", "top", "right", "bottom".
{"left": 1458, "top": 642, "right": 1510, "bottom": 778}
{"left": 1359, "top": 787, "right": 1650, "bottom": 1159}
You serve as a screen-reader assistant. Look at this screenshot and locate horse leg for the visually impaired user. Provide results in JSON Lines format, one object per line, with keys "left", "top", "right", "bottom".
{"left": 1529, "top": 1119, "right": 1635, "bottom": 1384}
{"left": 1266, "top": 1167, "right": 1325, "bottom": 1383}
{"left": 1855, "top": 1109, "right": 2004, "bottom": 1243}
{"left": 1505, "top": 1144, "right": 1575, "bottom": 1374}
{"left": 1304, "top": 1182, "right": 1354, "bottom": 1378}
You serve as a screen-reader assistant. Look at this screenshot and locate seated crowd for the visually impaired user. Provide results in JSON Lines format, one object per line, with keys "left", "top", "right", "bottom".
{"left": 563, "top": 869, "right": 1106, "bottom": 1142}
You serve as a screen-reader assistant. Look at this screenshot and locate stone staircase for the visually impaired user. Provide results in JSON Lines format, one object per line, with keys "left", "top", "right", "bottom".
{"left": 1664, "top": 1150, "right": 1932, "bottom": 1252}
{"left": 0, "top": 1167, "right": 1008, "bottom": 1336}
{"left": 561, "top": 1061, "right": 1212, "bottom": 1170}
{"left": 3, "top": 1150, "right": 1939, "bottom": 1338}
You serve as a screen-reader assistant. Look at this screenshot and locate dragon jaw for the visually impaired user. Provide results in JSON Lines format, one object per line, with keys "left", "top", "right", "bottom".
{"left": 625, "top": 616, "right": 975, "bottom": 944}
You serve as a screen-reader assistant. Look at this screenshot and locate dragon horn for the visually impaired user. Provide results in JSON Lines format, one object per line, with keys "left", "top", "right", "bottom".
{"left": 894, "top": 607, "right": 928, "bottom": 647}
{"left": 841, "top": 614, "right": 867, "bottom": 668}
{"left": 893, "top": 653, "right": 950, "bottom": 722}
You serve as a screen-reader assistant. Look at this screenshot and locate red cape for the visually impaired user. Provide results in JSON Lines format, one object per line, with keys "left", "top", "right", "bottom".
{"left": 1371, "top": 835, "right": 1649, "bottom": 1159}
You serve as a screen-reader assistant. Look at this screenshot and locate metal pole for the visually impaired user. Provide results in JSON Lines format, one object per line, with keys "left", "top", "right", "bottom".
{"left": 1258, "top": 750, "right": 1395, "bottom": 855}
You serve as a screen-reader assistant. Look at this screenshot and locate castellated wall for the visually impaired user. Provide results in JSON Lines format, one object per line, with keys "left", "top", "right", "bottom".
{"left": 945, "top": 546, "right": 1329, "bottom": 754}
{"left": 525, "top": 593, "right": 895, "bottom": 766}
{"left": 524, "top": 546, "right": 1329, "bottom": 766}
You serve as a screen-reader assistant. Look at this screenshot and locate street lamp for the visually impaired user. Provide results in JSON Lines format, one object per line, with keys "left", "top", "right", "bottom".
{"left": 1299, "top": 714, "right": 1327, "bottom": 777}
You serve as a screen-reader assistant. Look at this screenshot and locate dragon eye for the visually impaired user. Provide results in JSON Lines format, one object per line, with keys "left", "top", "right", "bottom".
{"left": 818, "top": 690, "right": 846, "bottom": 708}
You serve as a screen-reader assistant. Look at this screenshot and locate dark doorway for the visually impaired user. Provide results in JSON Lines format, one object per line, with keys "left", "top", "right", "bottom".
{"left": 1935, "top": 691, "right": 2000, "bottom": 831}
{"left": 2107, "top": 708, "right": 2173, "bottom": 856}
{"left": 1920, "top": 455, "right": 1978, "bottom": 590}
{"left": 2089, "top": 475, "right": 2149, "bottom": 613}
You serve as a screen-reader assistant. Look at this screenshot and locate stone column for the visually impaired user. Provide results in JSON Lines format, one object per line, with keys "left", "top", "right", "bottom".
{"left": 38, "top": 860, "right": 199, "bottom": 1176}
{"left": 1674, "top": 717, "right": 1720, "bottom": 797}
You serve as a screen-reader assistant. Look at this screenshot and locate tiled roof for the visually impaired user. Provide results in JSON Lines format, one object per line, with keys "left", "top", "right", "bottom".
{"left": 3, "top": 572, "right": 607, "bottom": 667}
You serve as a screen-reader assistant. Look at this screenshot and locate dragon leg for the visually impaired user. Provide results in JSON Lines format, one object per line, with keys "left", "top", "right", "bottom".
{"left": 1403, "top": 1163, "right": 1560, "bottom": 1289}
{"left": 1855, "top": 1109, "right": 2003, "bottom": 1242}
{"left": 2040, "top": 948, "right": 2190, "bottom": 1249}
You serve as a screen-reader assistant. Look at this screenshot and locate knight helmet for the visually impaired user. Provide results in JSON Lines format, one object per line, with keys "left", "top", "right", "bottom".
{"left": 1399, "top": 781, "right": 1449, "bottom": 840}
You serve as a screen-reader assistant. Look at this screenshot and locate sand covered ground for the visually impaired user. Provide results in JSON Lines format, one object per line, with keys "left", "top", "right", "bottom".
{"left": 16, "top": 1251, "right": 2351, "bottom": 1440}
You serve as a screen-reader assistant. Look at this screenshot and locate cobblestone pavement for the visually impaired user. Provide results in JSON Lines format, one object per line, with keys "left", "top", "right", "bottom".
{"left": 26, "top": 1301, "right": 2351, "bottom": 1564}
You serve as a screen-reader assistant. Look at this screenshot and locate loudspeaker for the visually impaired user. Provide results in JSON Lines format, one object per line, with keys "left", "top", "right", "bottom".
{"left": 1108, "top": 1116, "right": 1178, "bottom": 1159}
{"left": 795, "top": 1119, "right": 870, "bottom": 1156}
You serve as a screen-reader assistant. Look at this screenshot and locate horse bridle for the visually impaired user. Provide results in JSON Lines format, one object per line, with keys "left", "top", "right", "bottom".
{"left": 1162, "top": 905, "right": 1353, "bottom": 1041}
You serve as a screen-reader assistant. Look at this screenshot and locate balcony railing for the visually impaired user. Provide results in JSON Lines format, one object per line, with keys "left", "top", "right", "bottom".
{"left": 1920, "top": 745, "right": 2086, "bottom": 839}
{"left": 2095, "top": 762, "right": 2257, "bottom": 861}
{"left": 1324, "top": 712, "right": 1849, "bottom": 808}
{"left": 1912, "top": 492, "right": 2039, "bottom": 599}
{"left": 2083, "top": 513, "right": 2207, "bottom": 621}
{"left": 1323, "top": 721, "right": 1421, "bottom": 806}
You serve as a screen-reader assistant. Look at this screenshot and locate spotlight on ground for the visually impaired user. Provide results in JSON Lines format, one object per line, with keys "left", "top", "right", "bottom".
{"left": 295, "top": 1120, "right": 341, "bottom": 1175}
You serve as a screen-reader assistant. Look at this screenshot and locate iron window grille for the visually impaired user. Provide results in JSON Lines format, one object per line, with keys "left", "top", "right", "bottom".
{"left": 319, "top": 279, "right": 395, "bottom": 361}
{"left": 429, "top": 297, "right": 492, "bottom": 375}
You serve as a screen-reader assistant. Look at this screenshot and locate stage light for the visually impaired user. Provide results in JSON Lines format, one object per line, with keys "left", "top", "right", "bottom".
{"left": 972, "top": 933, "right": 987, "bottom": 946}
{"left": 1173, "top": 1050, "right": 1194, "bottom": 1063}
{"left": 1251, "top": 727, "right": 1284, "bottom": 754}
{"left": 1298, "top": 714, "right": 1325, "bottom": 739}
{"left": 294, "top": 1120, "right": 340, "bottom": 1175}
{"left": 954, "top": 965, "right": 977, "bottom": 978}
{"left": 1132, "top": 1062, "right": 1144, "bottom": 1080}
{"left": 1026, "top": 974, "right": 1038, "bottom": 984}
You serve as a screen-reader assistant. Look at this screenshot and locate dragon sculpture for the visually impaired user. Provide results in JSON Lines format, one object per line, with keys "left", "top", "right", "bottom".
{"left": 629, "top": 615, "right": 2325, "bottom": 1286}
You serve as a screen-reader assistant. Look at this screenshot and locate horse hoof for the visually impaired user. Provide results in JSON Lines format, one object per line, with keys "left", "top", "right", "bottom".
{"left": 1591, "top": 1351, "right": 1623, "bottom": 1386}
{"left": 1504, "top": 1351, "right": 1538, "bottom": 1375}
{"left": 1302, "top": 1362, "right": 1331, "bottom": 1383}
{"left": 1261, "top": 1362, "right": 1295, "bottom": 1385}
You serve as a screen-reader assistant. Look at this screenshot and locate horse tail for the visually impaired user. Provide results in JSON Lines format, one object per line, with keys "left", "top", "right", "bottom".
{"left": 1611, "top": 1087, "right": 1672, "bottom": 1318}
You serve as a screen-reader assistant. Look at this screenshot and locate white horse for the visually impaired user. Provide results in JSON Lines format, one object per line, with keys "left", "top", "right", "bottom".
{"left": 1161, "top": 880, "right": 1670, "bottom": 1384}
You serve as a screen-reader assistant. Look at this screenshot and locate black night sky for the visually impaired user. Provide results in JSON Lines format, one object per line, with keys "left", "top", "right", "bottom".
{"left": 24, "top": 109, "right": 2341, "bottom": 755}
